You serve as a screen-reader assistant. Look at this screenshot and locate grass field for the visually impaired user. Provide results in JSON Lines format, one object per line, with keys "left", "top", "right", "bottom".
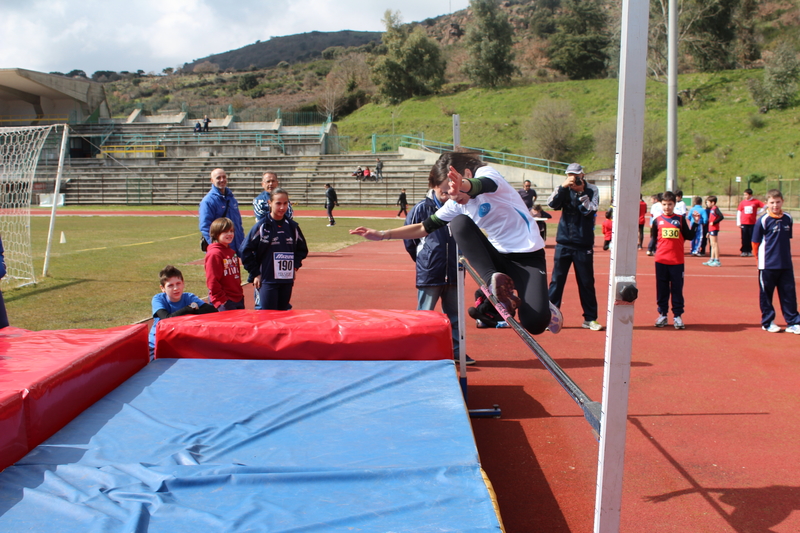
{"left": 5, "top": 214, "right": 400, "bottom": 331}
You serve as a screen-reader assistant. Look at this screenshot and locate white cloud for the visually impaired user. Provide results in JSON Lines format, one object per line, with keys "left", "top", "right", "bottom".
{"left": 0, "top": 0, "right": 469, "bottom": 75}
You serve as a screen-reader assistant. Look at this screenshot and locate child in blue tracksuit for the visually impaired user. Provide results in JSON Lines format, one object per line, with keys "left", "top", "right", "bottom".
{"left": 240, "top": 188, "right": 308, "bottom": 311}
{"left": 752, "top": 189, "right": 800, "bottom": 333}
{"left": 687, "top": 196, "right": 708, "bottom": 256}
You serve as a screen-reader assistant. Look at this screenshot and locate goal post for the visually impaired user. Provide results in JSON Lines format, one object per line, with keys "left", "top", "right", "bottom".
{"left": 0, "top": 124, "right": 59, "bottom": 288}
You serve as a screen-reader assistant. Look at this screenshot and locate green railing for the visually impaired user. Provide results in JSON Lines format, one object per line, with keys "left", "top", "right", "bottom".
{"left": 372, "top": 134, "right": 569, "bottom": 175}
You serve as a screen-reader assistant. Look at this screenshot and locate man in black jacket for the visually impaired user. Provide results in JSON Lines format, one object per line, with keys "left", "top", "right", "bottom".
{"left": 404, "top": 186, "right": 475, "bottom": 365}
{"left": 547, "top": 163, "right": 604, "bottom": 331}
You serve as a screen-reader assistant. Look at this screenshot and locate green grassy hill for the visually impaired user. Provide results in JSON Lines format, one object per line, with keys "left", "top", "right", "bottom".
{"left": 338, "top": 68, "right": 800, "bottom": 198}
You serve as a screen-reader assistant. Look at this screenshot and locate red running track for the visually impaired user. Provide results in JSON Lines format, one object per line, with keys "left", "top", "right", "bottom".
{"left": 288, "top": 218, "right": 800, "bottom": 533}
{"left": 71, "top": 208, "right": 800, "bottom": 532}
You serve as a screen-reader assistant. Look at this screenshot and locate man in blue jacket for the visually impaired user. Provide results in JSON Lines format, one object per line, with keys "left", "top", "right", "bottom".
{"left": 547, "top": 163, "right": 603, "bottom": 331}
{"left": 199, "top": 168, "right": 244, "bottom": 255}
{"left": 404, "top": 186, "right": 475, "bottom": 365}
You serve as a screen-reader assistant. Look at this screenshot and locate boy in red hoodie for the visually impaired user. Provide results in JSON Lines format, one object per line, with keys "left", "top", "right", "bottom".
{"left": 204, "top": 217, "right": 245, "bottom": 311}
{"left": 652, "top": 191, "right": 700, "bottom": 329}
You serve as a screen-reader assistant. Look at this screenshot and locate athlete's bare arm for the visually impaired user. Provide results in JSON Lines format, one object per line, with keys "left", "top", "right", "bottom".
{"left": 350, "top": 223, "right": 428, "bottom": 241}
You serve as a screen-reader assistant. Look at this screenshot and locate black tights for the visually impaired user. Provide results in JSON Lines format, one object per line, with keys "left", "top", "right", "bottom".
{"left": 449, "top": 214, "right": 550, "bottom": 335}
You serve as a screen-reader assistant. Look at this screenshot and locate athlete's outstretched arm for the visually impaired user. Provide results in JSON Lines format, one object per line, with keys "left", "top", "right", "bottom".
{"left": 350, "top": 223, "right": 428, "bottom": 241}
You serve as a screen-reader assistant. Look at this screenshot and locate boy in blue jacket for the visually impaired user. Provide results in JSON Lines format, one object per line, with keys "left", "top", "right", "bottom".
{"left": 404, "top": 186, "right": 475, "bottom": 365}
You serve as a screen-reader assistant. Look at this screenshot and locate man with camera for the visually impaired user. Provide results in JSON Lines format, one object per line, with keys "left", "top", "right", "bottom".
{"left": 546, "top": 163, "right": 604, "bottom": 331}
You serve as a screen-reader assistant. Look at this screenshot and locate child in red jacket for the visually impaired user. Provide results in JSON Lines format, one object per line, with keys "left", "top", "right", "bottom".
{"left": 204, "top": 217, "right": 245, "bottom": 311}
{"left": 602, "top": 208, "right": 613, "bottom": 251}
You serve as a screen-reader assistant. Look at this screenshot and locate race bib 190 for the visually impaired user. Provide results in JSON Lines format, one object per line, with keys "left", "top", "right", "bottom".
{"left": 274, "top": 252, "right": 294, "bottom": 280}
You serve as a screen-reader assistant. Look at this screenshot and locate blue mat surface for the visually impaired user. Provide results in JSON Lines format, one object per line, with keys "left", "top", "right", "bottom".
{"left": 0, "top": 359, "right": 501, "bottom": 532}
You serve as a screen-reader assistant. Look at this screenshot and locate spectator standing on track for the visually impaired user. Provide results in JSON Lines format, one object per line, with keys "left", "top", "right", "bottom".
{"left": 518, "top": 180, "right": 537, "bottom": 210}
{"left": 688, "top": 196, "right": 708, "bottom": 256}
{"left": 602, "top": 208, "right": 614, "bottom": 251}
{"left": 652, "top": 191, "right": 699, "bottom": 330}
{"left": 253, "top": 172, "right": 293, "bottom": 223}
{"left": 350, "top": 151, "right": 561, "bottom": 337}
{"left": 199, "top": 168, "right": 244, "bottom": 254}
{"left": 547, "top": 163, "right": 603, "bottom": 332}
{"left": 241, "top": 188, "right": 308, "bottom": 311}
{"left": 638, "top": 194, "right": 647, "bottom": 250}
{"left": 375, "top": 158, "right": 384, "bottom": 181}
{"left": 530, "top": 204, "right": 552, "bottom": 241}
{"left": 738, "top": 188, "right": 764, "bottom": 257}
{"left": 396, "top": 188, "right": 408, "bottom": 217}
{"left": 673, "top": 190, "right": 687, "bottom": 216}
{"left": 752, "top": 189, "right": 800, "bottom": 334}
{"left": 325, "top": 183, "right": 339, "bottom": 226}
{"left": 404, "top": 187, "right": 475, "bottom": 365}
{"left": 703, "top": 196, "right": 724, "bottom": 267}
{"left": 646, "top": 194, "right": 663, "bottom": 256}
{"left": 205, "top": 217, "right": 245, "bottom": 311}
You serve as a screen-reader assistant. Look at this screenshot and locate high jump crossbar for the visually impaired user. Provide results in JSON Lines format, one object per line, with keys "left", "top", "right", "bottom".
{"left": 459, "top": 256, "right": 602, "bottom": 437}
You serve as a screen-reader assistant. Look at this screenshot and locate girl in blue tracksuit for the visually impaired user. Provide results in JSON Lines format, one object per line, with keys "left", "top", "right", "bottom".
{"left": 240, "top": 188, "right": 308, "bottom": 310}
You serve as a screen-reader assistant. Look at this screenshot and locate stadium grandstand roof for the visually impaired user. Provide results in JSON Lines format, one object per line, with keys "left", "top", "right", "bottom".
{"left": 0, "top": 68, "right": 110, "bottom": 126}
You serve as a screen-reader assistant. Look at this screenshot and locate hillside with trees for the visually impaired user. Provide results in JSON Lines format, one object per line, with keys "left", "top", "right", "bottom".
{"left": 89, "top": 0, "right": 800, "bottom": 194}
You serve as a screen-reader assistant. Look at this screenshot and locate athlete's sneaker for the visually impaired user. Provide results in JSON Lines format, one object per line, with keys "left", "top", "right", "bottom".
{"left": 454, "top": 354, "right": 477, "bottom": 365}
{"left": 548, "top": 302, "right": 563, "bottom": 334}
{"left": 490, "top": 272, "right": 520, "bottom": 317}
{"left": 785, "top": 324, "right": 800, "bottom": 334}
{"left": 673, "top": 316, "right": 685, "bottom": 329}
{"left": 702, "top": 260, "right": 714, "bottom": 266}
{"left": 475, "top": 319, "right": 490, "bottom": 329}
{"left": 710, "top": 260, "right": 721, "bottom": 267}
{"left": 495, "top": 321, "right": 510, "bottom": 328}
{"left": 655, "top": 315, "right": 668, "bottom": 327}
{"left": 762, "top": 322, "right": 782, "bottom": 333}
{"left": 582, "top": 320, "right": 604, "bottom": 331}
{"left": 646, "top": 251, "right": 654, "bottom": 256}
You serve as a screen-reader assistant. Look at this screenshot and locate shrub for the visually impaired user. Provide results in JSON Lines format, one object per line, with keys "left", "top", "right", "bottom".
{"left": 523, "top": 97, "right": 577, "bottom": 161}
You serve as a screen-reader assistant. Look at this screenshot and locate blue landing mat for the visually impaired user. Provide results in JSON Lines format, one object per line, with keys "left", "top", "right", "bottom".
{"left": 0, "top": 359, "right": 501, "bottom": 532}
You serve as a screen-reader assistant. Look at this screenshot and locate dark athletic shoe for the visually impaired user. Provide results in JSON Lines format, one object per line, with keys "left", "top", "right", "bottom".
{"left": 490, "top": 272, "right": 520, "bottom": 318}
{"left": 454, "top": 354, "right": 476, "bottom": 365}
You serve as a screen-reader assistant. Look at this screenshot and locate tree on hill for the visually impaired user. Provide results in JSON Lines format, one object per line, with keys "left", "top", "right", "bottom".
{"left": 547, "top": 0, "right": 610, "bottom": 80}
{"left": 748, "top": 40, "right": 800, "bottom": 111}
{"left": 372, "top": 10, "right": 447, "bottom": 104}
{"left": 462, "top": 0, "right": 518, "bottom": 88}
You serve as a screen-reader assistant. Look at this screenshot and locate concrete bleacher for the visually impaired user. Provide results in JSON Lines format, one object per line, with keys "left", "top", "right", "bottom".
{"left": 38, "top": 152, "right": 433, "bottom": 208}
{"left": 33, "top": 120, "right": 578, "bottom": 208}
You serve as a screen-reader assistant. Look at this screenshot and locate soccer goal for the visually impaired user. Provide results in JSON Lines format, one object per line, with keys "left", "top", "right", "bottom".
{"left": 0, "top": 124, "right": 59, "bottom": 288}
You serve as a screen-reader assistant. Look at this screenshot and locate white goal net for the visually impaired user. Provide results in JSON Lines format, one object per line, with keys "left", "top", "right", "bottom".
{"left": 0, "top": 125, "right": 56, "bottom": 288}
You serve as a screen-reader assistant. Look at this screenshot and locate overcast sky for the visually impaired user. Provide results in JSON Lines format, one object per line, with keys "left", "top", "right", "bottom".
{"left": 1, "top": 0, "right": 470, "bottom": 75}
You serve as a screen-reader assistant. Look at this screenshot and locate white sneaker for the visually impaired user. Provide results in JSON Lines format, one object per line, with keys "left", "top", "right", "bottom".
{"left": 582, "top": 320, "right": 604, "bottom": 331}
{"left": 655, "top": 315, "right": 668, "bottom": 327}
{"left": 674, "top": 316, "right": 685, "bottom": 329}
{"left": 786, "top": 324, "right": 800, "bottom": 334}
{"left": 762, "top": 322, "right": 782, "bottom": 333}
{"left": 548, "top": 302, "right": 563, "bottom": 334}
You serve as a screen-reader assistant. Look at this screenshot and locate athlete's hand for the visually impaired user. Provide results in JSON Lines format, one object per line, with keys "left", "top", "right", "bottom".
{"left": 447, "top": 166, "right": 472, "bottom": 204}
{"left": 349, "top": 226, "right": 382, "bottom": 241}
{"left": 253, "top": 275, "right": 262, "bottom": 290}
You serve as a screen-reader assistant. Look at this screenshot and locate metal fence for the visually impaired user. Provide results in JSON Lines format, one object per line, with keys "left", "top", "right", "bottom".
{"left": 371, "top": 134, "right": 569, "bottom": 174}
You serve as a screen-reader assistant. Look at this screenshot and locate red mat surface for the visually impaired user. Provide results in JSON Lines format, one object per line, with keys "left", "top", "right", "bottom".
{"left": 284, "top": 219, "right": 800, "bottom": 533}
